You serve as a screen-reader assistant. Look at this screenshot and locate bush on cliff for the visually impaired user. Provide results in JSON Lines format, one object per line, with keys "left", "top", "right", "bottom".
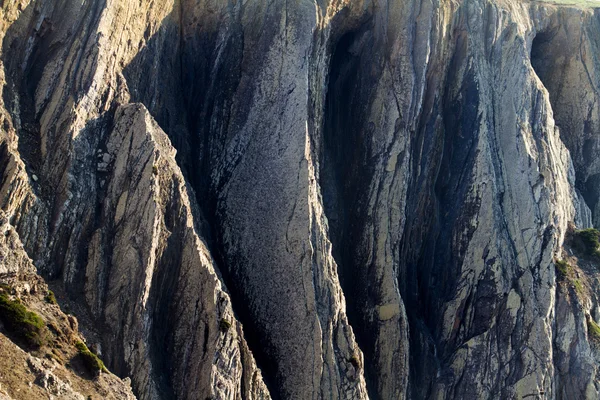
{"left": 555, "top": 259, "right": 570, "bottom": 278}
{"left": 75, "top": 341, "right": 107, "bottom": 374}
{"left": 45, "top": 290, "right": 57, "bottom": 305}
{"left": 588, "top": 319, "right": 600, "bottom": 341}
{"left": 0, "top": 293, "right": 45, "bottom": 348}
{"left": 573, "top": 228, "right": 600, "bottom": 258}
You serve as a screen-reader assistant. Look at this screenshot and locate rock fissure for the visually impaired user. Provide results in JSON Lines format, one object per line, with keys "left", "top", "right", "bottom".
{"left": 1, "top": 1, "right": 600, "bottom": 399}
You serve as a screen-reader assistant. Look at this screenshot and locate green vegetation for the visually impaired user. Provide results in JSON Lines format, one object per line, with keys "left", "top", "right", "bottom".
{"left": 219, "top": 318, "right": 231, "bottom": 333}
{"left": 555, "top": 259, "right": 571, "bottom": 278}
{"left": 574, "top": 279, "right": 584, "bottom": 295}
{"left": 45, "top": 290, "right": 57, "bottom": 305}
{"left": 554, "top": 259, "right": 586, "bottom": 295}
{"left": 349, "top": 353, "right": 361, "bottom": 370}
{"left": 534, "top": 0, "right": 600, "bottom": 8}
{"left": 573, "top": 228, "right": 600, "bottom": 258}
{"left": 0, "top": 293, "right": 45, "bottom": 348}
{"left": 588, "top": 319, "right": 600, "bottom": 341}
{"left": 75, "top": 341, "right": 107, "bottom": 374}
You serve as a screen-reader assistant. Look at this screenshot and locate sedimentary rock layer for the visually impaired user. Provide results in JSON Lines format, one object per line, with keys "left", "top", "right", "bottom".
{"left": 1, "top": 0, "right": 600, "bottom": 399}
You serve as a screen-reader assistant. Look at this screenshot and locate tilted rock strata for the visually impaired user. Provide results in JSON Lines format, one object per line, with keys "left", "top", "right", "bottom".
{"left": 0, "top": 209, "right": 136, "bottom": 400}
{"left": 1, "top": 0, "right": 600, "bottom": 399}
{"left": 0, "top": 1, "right": 269, "bottom": 399}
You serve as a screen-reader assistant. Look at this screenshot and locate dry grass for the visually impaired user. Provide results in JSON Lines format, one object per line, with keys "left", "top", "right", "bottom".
{"left": 0, "top": 274, "right": 132, "bottom": 399}
{"left": 531, "top": 0, "right": 600, "bottom": 8}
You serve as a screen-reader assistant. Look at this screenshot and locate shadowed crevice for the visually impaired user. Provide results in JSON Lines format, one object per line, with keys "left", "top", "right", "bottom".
{"left": 122, "top": 7, "right": 281, "bottom": 398}
{"left": 531, "top": 27, "right": 600, "bottom": 226}
{"left": 320, "top": 24, "right": 385, "bottom": 398}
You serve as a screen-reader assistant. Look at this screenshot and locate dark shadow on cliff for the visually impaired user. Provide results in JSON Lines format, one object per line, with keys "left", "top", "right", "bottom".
{"left": 1, "top": 1, "right": 305, "bottom": 398}
{"left": 2, "top": 0, "right": 112, "bottom": 282}
{"left": 122, "top": 6, "right": 282, "bottom": 399}
{"left": 531, "top": 26, "right": 600, "bottom": 226}
{"left": 322, "top": 20, "right": 486, "bottom": 398}
{"left": 3, "top": 0, "right": 107, "bottom": 189}
{"left": 397, "top": 28, "right": 485, "bottom": 398}
{"left": 3, "top": 3, "right": 196, "bottom": 399}
{"left": 321, "top": 24, "right": 384, "bottom": 398}
{"left": 3, "top": 2, "right": 50, "bottom": 177}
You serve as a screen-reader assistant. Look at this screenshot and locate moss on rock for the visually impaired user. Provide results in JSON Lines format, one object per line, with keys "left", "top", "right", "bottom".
{"left": 0, "top": 293, "right": 45, "bottom": 348}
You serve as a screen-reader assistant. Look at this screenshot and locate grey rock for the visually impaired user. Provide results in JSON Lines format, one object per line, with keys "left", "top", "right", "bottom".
{"left": 1, "top": 0, "right": 600, "bottom": 399}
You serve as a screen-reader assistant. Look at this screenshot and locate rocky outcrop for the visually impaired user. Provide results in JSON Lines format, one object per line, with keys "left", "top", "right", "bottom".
{"left": 530, "top": 6, "right": 600, "bottom": 227}
{"left": 81, "top": 103, "right": 270, "bottom": 400}
{"left": 0, "top": 209, "right": 136, "bottom": 400}
{"left": 0, "top": 1, "right": 269, "bottom": 399}
{"left": 2, "top": 0, "right": 600, "bottom": 399}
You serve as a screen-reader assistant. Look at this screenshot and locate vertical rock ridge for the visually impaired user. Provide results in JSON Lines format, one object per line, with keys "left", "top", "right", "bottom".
{"left": 1, "top": 0, "right": 600, "bottom": 399}
{"left": 1, "top": 1, "right": 270, "bottom": 399}
{"left": 178, "top": 1, "right": 370, "bottom": 396}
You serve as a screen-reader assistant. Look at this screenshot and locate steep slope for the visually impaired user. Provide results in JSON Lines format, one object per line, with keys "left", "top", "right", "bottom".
{"left": 0, "top": 209, "right": 135, "bottom": 400}
{"left": 1, "top": 0, "right": 600, "bottom": 399}
{"left": 0, "top": 1, "right": 270, "bottom": 399}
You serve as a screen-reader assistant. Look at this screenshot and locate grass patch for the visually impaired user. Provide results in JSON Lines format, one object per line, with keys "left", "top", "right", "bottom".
{"left": 573, "top": 279, "right": 584, "bottom": 295}
{"left": 555, "top": 259, "right": 571, "bottom": 278}
{"left": 75, "top": 341, "right": 107, "bottom": 374}
{"left": 0, "top": 293, "right": 45, "bottom": 348}
{"left": 45, "top": 352, "right": 62, "bottom": 363}
{"left": 554, "top": 259, "right": 586, "bottom": 295}
{"left": 219, "top": 318, "right": 231, "bottom": 333}
{"left": 532, "top": 0, "right": 600, "bottom": 8}
{"left": 349, "top": 353, "right": 362, "bottom": 370}
{"left": 47, "top": 348, "right": 64, "bottom": 363}
{"left": 45, "top": 290, "right": 57, "bottom": 305}
{"left": 588, "top": 319, "right": 600, "bottom": 341}
{"left": 47, "top": 321, "right": 62, "bottom": 336}
{"left": 573, "top": 228, "right": 600, "bottom": 258}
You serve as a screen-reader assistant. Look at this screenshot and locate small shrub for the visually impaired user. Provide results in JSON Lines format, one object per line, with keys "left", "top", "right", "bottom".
{"left": 45, "top": 290, "right": 57, "bottom": 305}
{"left": 588, "top": 319, "right": 600, "bottom": 341}
{"left": 45, "top": 352, "right": 62, "bottom": 363}
{"left": 0, "top": 293, "right": 45, "bottom": 348}
{"left": 573, "top": 228, "right": 600, "bottom": 257}
{"left": 49, "top": 348, "right": 64, "bottom": 363}
{"left": 349, "top": 353, "right": 361, "bottom": 370}
{"left": 555, "top": 259, "right": 570, "bottom": 278}
{"left": 573, "top": 279, "right": 584, "bottom": 295}
{"left": 75, "top": 341, "right": 107, "bottom": 374}
{"left": 152, "top": 165, "right": 159, "bottom": 175}
{"left": 219, "top": 318, "right": 231, "bottom": 333}
{"left": 47, "top": 321, "right": 62, "bottom": 336}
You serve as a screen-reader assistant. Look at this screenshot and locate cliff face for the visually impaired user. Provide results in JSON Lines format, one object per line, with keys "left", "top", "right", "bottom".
{"left": 0, "top": 206, "right": 136, "bottom": 400}
{"left": 1, "top": 0, "right": 600, "bottom": 399}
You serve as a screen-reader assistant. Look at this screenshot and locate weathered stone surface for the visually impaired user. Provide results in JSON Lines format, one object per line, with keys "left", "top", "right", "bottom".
{"left": 85, "top": 103, "right": 270, "bottom": 400}
{"left": 1, "top": 0, "right": 600, "bottom": 399}
{"left": 0, "top": 208, "right": 136, "bottom": 399}
{"left": 0, "top": 1, "right": 269, "bottom": 399}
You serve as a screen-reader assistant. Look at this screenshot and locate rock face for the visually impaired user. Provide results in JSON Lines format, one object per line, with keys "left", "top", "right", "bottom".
{"left": 0, "top": 209, "right": 136, "bottom": 400}
{"left": 2, "top": 0, "right": 600, "bottom": 399}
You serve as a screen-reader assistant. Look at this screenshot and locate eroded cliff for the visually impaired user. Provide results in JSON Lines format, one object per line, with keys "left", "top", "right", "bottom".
{"left": 1, "top": 0, "right": 600, "bottom": 399}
